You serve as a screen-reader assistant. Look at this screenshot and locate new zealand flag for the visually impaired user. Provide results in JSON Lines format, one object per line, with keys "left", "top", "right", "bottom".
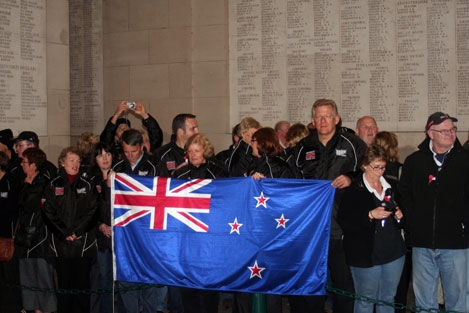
{"left": 112, "top": 173, "right": 335, "bottom": 295}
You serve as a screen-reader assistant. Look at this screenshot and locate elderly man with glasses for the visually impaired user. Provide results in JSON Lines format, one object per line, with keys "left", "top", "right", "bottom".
{"left": 399, "top": 112, "right": 469, "bottom": 312}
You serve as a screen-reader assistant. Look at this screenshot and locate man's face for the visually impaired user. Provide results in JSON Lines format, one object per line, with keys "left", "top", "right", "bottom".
{"left": 427, "top": 119, "right": 457, "bottom": 152}
{"left": 312, "top": 105, "right": 339, "bottom": 138}
{"left": 276, "top": 123, "right": 290, "bottom": 145}
{"left": 183, "top": 118, "right": 199, "bottom": 142}
{"left": 356, "top": 117, "right": 378, "bottom": 146}
{"left": 122, "top": 142, "right": 144, "bottom": 166}
{"left": 15, "top": 140, "right": 34, "bottom": 158}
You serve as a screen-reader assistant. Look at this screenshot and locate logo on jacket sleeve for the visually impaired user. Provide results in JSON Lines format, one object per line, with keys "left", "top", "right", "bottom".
{"left": 335, "top": 149, "right": 346, "bottom": 157}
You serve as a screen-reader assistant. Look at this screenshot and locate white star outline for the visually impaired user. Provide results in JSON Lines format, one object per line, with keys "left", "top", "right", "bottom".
{"left": 275, "top": 213, "right": 290, "bottom": 229}
{"left": 254, "top": 191, "right": 269, "bottom": 208}
{"left": 228, "top": 217, "right": 243, "bottom": 235}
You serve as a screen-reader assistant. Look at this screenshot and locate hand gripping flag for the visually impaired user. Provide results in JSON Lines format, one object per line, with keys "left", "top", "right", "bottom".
{"left": 112, "top": 173, "right": 335, "bottom": 295}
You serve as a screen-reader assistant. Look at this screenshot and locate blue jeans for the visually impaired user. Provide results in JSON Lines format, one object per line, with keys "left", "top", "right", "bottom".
{"left": 350, "top": 256, "right": 405, "bottom": 313}
{"left": 412, "top": 248, "right": 467, "bottom": 312}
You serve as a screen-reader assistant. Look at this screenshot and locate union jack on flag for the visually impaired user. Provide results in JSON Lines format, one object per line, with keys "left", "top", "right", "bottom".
{"left": 113, "top": 174, "right": 211, "bottom": 232}
{"left": 112, "top": 174, "right": 335, "bottom": 295}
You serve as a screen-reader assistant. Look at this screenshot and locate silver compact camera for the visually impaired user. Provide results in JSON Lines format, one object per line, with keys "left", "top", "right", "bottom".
{"left": 126, "top": 101, "right": 136, "bottom": 109}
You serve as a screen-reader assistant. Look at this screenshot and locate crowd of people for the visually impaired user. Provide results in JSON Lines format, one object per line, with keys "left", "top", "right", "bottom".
{"left": 0, "top": 99, "right": 468, "bottom": 313}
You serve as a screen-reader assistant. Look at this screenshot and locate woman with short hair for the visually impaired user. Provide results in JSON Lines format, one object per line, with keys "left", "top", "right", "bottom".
{"left": 43, "top": 146, "right": 98, "bottom": 313}
{"left": 16, "top": 147, "right": 57, "bottom": 313}
{"left": 338, "top": 145, "right": 406, "bottom": 313}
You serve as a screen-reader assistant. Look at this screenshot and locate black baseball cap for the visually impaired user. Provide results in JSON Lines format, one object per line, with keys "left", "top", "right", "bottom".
{"left": 14, "top": 131, "right": 39, "bottom": 145}
{"left": 426, "top": 112, "right": 457, "bottom": 130}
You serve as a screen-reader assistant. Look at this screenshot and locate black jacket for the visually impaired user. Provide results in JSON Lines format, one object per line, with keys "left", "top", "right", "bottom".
{"left": 399, "top": 137, "right": 469, "bottom": 249}
{"left": 249, "top": 155, "right": 295, "bottom": 179}
{"left": 172, "top": 160, "right": 226, "bottom": 179}
{"left": 153, "top": 141, "right": 185, "bottom": 177}
{"left": 293, "top": 127, "right": 367, "bottom": 239}
{"left": 293, "top": 128, "right": 367, "bottom": 180}
{"left": 227, "top": 140, "right": 254, "bottom": 177}
{"left": 112, "top": 153, "right": 157, "bottom": 177}
{"left": 15, "top": 175, "right": 51, "bottom": 258}
{"left": 95, "top": 176, "right": 112, "bottom": 252}
{"left": 43, "top": 168, "right": 98, "bottom": 258}
{"left": 0, "top": 171, "right": 18, "bottom": 238}
{"left": 338, "top": 176, "right": 405, "bottom": 268}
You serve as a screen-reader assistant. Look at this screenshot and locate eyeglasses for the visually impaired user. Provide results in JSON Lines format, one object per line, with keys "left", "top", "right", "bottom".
{"left": 429, "top": 127, "right": 457, "bottom": 135}
{"left": 369, "top": 165, "right": 386, "bottom": 172}
{"left": 251, "top": 139, "right": 257, "bottom": 143}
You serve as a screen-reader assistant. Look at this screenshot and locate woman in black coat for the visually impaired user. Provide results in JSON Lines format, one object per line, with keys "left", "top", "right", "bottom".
{"left": 16, "top": 147, "right": 57, "bottom": 313}
{"left": 338, "top": 145, "right": 406, "bottom": 313}
{"left": 43, "top": 146, "right": 98, "bottom": 313}
{"left": 172, "top": 133, "right": 225, "bottom": 180}
{"left": 250, "top": 127, "right": 295, "bottom": 180}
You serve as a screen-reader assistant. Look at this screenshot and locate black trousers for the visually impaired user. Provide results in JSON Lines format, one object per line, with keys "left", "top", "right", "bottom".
{"left": 328, "top": 238, "right": 355, "bottom": 313}
{"left": 55, "top": 257, "right": 92, "bottom": 313}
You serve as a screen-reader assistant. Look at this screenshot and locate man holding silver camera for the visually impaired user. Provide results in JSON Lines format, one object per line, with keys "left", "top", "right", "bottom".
{"left": 99, "top": 100, "right": 163, "bottom": 161}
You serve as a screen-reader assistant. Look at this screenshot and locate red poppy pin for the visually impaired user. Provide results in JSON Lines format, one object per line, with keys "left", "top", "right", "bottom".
{"left": 428, "top": 174, "right": 436, "bottom": 184}
{"left": 384, "top": 195, "right": 391, "bottom": 202}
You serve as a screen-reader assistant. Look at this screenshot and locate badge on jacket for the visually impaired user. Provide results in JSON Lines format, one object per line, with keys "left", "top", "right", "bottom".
{"left": 335, "top": 149, "right": 346, "bottom": 157}
{"left": 305, "top": 151, "right": 316, "bottom": 160}
{"left": 77, "top": 187, "right": 87, "bottom": 194}
{"left": 166, "top": 161, "right": 176, "bottom": 170}
{"left": 55, "top": 187, "right": 64, "bottom": 196}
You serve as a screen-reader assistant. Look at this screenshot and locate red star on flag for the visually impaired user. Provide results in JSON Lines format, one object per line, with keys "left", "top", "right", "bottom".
{"left": 254, "top": 191, "right": 269, "bottom": 208}
{"left": 248, "top": 260, "right": 265, "bottom": 279}
{"left": 275, "top": 213, "right": 290, "bottom": 229}
{"left": 229, "top": 218, "right": 243, "bottom": 234}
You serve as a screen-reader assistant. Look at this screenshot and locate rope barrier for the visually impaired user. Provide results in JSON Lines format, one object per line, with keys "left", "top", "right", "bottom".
{"left": 325, "top": 285, "right": 465, "bottom": 313}
{"left": 0, "top": 280, "right": 465, "bottom": 313}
